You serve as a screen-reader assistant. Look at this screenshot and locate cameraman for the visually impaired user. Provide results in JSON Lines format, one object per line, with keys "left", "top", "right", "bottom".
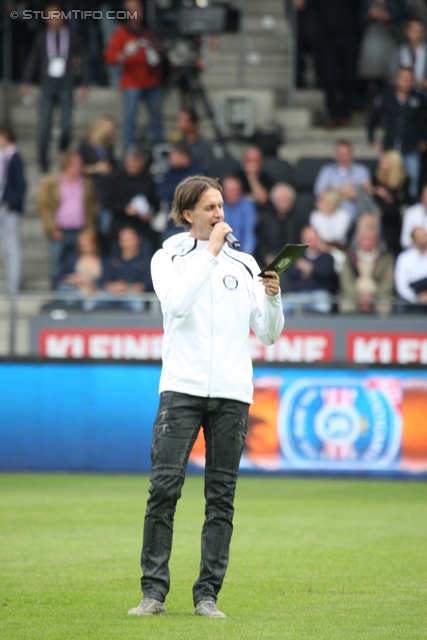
{"left": 105, "top": 0, "right": 164, "bottom": 147}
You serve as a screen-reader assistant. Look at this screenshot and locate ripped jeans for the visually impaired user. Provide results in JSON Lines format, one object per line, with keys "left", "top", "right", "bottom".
{"left": 141, "top": 391, "right": 249, "bottom": 605}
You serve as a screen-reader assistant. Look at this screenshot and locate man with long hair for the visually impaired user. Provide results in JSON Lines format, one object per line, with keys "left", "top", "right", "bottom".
{"left": 128, "top": 175, "right": 284, "bottom": 618}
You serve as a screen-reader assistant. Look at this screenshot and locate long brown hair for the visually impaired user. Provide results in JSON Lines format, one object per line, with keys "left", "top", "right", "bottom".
{"left": 168, "top": 175, "right": 222, "bottom": 230}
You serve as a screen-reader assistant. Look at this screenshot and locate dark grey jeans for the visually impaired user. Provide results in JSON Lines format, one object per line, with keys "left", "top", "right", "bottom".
{"left": 39, "top": 84, "right": 73, "bottom": 172}
{"left": 140, "top": 391, "right": 249, "bottom": 605}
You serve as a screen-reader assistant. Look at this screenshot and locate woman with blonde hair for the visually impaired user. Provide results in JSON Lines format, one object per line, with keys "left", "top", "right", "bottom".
{"left": 375, "top": 149, "right": 407, "bottom": 190}
{"left": 79, "top": 115, "right": 118, "bottom": 252}
{"left": 85, "top": 115, "right": 117, "bottom": 148}
{"left": 309, "top": 187, "right": 352, "bottom": 249}
{"left": 372, "top": 150, "right": 411, "bottom": 255}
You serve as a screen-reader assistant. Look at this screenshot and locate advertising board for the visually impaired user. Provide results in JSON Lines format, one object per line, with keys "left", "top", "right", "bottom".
{"left": 32, "top": 316, "right": 427, "bottom": 363}
{"left": 347, "top": 331, "right": 427, "bottom": 364}
{"left": 38, "top": 328, "right": 334, "bottom": 362}
{"left": 1, "top": 361, "right": 426, "bottom": 476}
{"left": 190, "top": 367, "right": 427, "bottom": 476}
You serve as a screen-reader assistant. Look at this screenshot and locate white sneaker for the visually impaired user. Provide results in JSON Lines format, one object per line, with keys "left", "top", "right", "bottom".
{"left": 128, "top": 597, "right": 166, "bottom": 616}
{"left": 194, "top": 599, "right": 226, "bottom": 618}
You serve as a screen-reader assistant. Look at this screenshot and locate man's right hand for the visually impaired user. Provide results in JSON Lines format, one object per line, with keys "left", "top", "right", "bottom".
{"left": 207, "top": 221, "right": 232, "bottom": 257}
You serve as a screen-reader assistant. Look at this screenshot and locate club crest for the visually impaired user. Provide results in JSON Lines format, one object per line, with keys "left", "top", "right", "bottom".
{"left": 223, "top": 275, "right": 238, "bottom": 290}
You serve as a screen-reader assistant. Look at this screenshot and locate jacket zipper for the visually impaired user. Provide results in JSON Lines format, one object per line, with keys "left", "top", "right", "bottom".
{"left": 207, "top": 277, "right": 214, "bottom": 396}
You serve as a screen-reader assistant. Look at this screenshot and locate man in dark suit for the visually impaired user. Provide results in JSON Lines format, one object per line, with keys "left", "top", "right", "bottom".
{"left": 20, "top": 2, "right": 88, "bottom": 173}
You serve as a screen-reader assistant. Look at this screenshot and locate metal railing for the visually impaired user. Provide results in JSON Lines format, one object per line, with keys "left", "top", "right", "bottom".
{"left": 0, "top": 290, "right": 425, "bottom": 357}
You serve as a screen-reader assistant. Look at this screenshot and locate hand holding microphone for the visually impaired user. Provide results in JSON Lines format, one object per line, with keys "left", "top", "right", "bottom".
{"left": 208, "top": 222, "right": 240, "bottom": 256}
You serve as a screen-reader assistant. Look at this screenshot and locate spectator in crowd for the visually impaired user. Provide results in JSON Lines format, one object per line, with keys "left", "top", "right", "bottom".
{"left": 0, "top": 125, "right": 26, "bottom": 294}
{"left": 105, "top": 146, "right": 158, "bottom": 252}
{"left": 400, "top": 183, "right": 427, "bottom": 247}
{"left": 390, "top": 17, "right": 427, "bottom": 94}
{"left": 282, "top": 226, "right": 336, "bottom": 314}
{"left": 222, "top": 175, "right": 257, "bottom": 255}
{"left": 9, "top": 0, "right": 37, "bottom": 82}
{"left": 37, "top": 150, "right": 98, "bottom": 283}
{"left": 309, "top": 0, "right": 360, "bottom": 127}
{"left": 100, "top": 225, "right": 152, "bottom": 312}
{"left": 358, "top": 0, "right": 408, "bottom": 98}
{"left": 286, "top": 0, "right": 321, "bottom": 89}
{"left": 99, "top": 1, "right": 121, "bottom": 86}
{"left": 370, "top": 150, "right": 410, "bottom": 255}
{"left": 79, "top": 114, "right": 118, "bottom": 250}
{"left": 53, "top": 229, "right": 103, "bottom": 308}
{"left": 350, "top": 211, "right": 381, "bottom": 241}
{"left": 173, "top": 109, "right": 214, "bottom": 172}
{"left": 20, "top": 2, "right": 88, "bottom": 173}
{"left": 368, "top": 66, "right": 427, "bottom": 198}
{"left": 314, "top": 141, "right": 373, "bottom": 220}
{"left": 71, "top": 0, "right": 105, "bottom": 85}
{"left": 339, "top": 223, "right": 395, "bottom": 316}
{"left": 309, "top": 188, "right": 352, "bottom": 249}
{"left": 156, "top": 140, "right": 204, "bottom": 239}
{"left": 104, "top": 0, "right": 163, "bottom": 148}
{"left": 395, "top": 226, "right": 427, "bottom": 309}
{"left": 238, "top": 147, "right": 273, "bottom": 208}
{"left": 256, "top": 183, "right": 306, "bottom": 286}
{"left": 349, "top": 211, "right": 382, "bottom": 244}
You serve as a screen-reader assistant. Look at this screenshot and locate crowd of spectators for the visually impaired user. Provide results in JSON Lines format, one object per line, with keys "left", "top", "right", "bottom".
{"left": 290, "top": 1, "right": 427, "bottom": 124}
{"left": 28, "top": 132, "right": 427, "bottom": 314}
{"left": 1, "top": 0, "right": 427, "bottom": 316}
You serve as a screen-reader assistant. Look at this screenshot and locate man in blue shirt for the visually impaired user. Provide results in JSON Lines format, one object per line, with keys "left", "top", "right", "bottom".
{"left": 314, "top": 140, "right": 372, "bottom": 219}
{"left": 100, "top": 224, "right": 152, "bottom": 311}
{"left": 222, "top": 174, "right": 257, "bottom": 255}
{"left": 282, "top": 225, "right": 336, "bottom": 314}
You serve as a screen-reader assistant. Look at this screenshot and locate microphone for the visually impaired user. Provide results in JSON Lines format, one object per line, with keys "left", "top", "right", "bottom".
{"left": 225, "top": 232, "right": 241, "bottom": 250}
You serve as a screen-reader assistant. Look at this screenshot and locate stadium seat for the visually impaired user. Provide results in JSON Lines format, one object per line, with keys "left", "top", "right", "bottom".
{"left": 358, "top": 157, "right": 378, "bottom": 179}
{"left": 293, "top": 157, "right": 333, "bottom": 192}
{"left": 262, "top": 157, "right": 293, "bottom": 186}
{"left": 295, "top": 192, "right": 316, "bottom": 222}
{"left": 207, "top": 154, "right": 241, "bottom": 181}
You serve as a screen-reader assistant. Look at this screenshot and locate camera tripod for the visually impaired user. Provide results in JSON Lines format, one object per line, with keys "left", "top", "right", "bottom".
{"left": 159, "top": 64, "right": 228, "bottom": 154}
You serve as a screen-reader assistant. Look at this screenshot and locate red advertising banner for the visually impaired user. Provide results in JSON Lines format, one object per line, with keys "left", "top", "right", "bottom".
{"left": 38, "top": 328, "right": 334, "bottom": 362}
{"left": 38, "top": 328, "right": 165, "bottom": 360}
{"left": 249, "top": 329, "right": 333, "bottom": 362}
{"left": 347, "top": 331, "right": 427, "bottom": 364}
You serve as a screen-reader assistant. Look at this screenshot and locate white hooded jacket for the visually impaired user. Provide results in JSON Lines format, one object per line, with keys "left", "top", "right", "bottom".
{"left": 151, "top": 232, "right": 284, "bottom": 404}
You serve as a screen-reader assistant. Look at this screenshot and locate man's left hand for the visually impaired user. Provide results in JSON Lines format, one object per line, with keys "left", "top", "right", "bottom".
{"left": 260, "top": 271, "right": 280, "bottom": 296}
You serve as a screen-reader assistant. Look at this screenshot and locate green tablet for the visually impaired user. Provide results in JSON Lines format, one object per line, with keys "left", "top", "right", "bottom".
{"left": 258, "top": 243, "right": 309, "bottom": 277}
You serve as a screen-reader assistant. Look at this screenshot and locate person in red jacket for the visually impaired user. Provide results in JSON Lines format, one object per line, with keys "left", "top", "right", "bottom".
{"left": 104, "top": 0, "right": 164, "bottom": 148}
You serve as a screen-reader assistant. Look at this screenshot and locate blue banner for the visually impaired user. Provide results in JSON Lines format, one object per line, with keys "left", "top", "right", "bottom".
{"left": 1, "top": 362, "right": 426, "bottom": 476}
{"left": 0, "top": 363, "right": 161, "bottom": 472}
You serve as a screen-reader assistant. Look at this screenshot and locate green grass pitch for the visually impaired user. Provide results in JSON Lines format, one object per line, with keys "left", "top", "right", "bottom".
{"left": 1, "top": 474, "right": 426, "bottom": 639}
